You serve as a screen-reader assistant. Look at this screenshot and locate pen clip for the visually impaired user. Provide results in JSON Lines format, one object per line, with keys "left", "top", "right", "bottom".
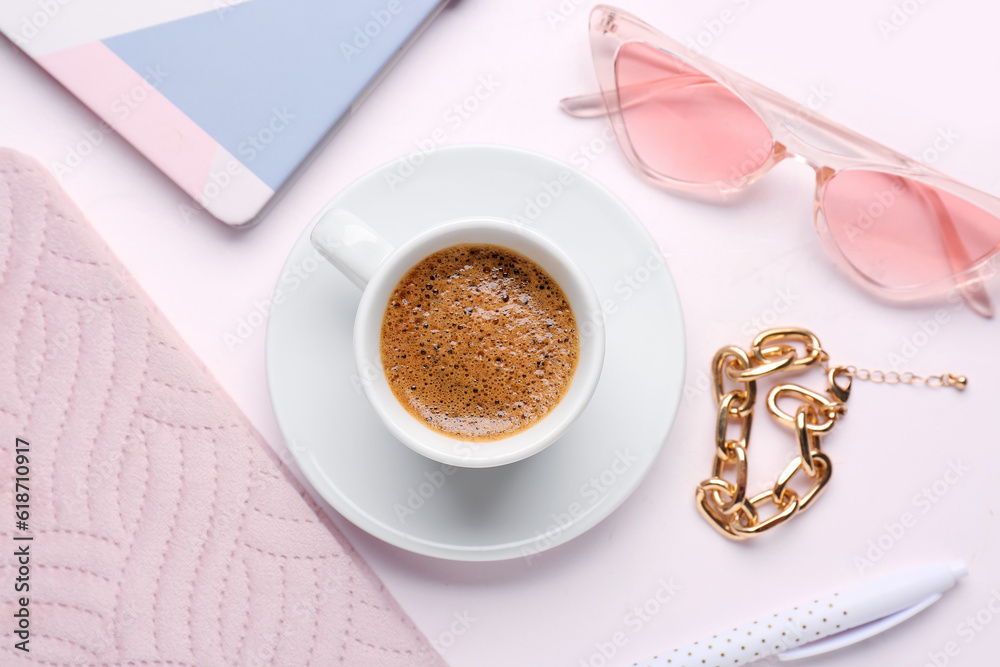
{"left": 777, "top": 593, "right": 943, "bottom": 662}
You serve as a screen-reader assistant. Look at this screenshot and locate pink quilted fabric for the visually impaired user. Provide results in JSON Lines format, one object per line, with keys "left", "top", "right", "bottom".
{"left": 0, "top": 148, "right": 447, "bottom": 667}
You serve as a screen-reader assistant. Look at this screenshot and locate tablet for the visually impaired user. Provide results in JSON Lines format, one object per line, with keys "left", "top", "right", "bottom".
{"left": 1, "top": 0, "right": 452, "bottom": 226}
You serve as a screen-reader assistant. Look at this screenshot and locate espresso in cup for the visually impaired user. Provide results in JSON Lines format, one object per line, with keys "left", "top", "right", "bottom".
{"left": 380, "top": 244, "right": 579, "bottom": 441}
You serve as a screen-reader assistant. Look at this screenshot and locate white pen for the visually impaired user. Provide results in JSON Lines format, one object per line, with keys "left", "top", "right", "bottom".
{"left": 634, "top": 560, "right": 968, "bottom": 667}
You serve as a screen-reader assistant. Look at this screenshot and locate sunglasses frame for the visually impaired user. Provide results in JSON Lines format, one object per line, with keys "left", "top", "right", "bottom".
{"left": 568, "top": 4, "right": 1000, "bottom": 313}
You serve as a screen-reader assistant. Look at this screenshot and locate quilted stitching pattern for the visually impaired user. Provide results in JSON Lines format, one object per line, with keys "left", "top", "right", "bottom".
{"left": 0, "top": 148, "right": 446, "bottom": 667}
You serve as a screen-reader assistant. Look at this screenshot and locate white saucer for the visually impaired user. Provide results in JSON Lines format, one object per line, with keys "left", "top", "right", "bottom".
{"left": 266, "top": 144, "right": 685, "bottom": 561}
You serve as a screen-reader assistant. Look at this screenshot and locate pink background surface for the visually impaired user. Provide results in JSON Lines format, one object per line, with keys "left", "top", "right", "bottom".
{"left": 3, "top": 1, "right": 1000, "bottom": 665}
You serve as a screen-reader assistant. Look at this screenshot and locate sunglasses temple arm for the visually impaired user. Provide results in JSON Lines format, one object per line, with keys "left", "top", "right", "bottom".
{"left": 559, "top": 92, "right": 609, "bottom": 118}
{"left": 914, "top": 184, "right": 995, "bottom": 318}
{"left": 560, "top": 75, "right": 716, "bottom": 118}
{"left": 955, "top": 270, "right": 994, "bottom": 318}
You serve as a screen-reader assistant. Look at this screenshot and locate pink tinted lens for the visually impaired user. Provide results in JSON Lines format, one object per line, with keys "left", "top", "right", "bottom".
{"left": 614, "top": 42, "right": 773, "bottom": 184}
{"left": 823, "top": 170, "right": 1000, "bottom": 289}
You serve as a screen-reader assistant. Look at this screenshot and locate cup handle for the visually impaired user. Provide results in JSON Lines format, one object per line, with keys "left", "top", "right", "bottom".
{"left": 310, "top": 208, "right": 394, "bottom": 289}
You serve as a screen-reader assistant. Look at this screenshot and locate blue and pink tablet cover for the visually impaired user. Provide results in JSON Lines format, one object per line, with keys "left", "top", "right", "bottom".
{"left": 1, "top": 0, "right": 449, "bottom": 226}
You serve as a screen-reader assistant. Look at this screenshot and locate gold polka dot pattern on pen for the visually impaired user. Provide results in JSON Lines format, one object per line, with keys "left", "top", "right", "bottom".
{"left": 650, "top": 594, "right": 847, "bottom": 667}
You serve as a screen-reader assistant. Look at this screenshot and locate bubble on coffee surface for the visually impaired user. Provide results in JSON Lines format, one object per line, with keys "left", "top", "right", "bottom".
{"left": 380, "top": 244, "right": 579, "bottom": 441}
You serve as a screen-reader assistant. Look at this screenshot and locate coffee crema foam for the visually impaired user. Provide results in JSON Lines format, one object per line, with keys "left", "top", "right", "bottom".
{"left": 380, "top": 243, "right": 579, "bottom": 441}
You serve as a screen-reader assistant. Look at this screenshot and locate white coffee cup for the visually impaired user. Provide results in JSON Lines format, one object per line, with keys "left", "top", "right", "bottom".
{"left": 310, "top": 208, "right": 606, "bottom": 468}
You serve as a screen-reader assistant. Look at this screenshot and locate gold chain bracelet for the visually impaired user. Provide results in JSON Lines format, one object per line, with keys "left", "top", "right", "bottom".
{"left": 695, "top": 327, "right": 966, "bottom": 540}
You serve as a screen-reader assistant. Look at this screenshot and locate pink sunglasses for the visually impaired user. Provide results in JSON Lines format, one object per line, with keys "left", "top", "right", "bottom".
{"left": 561, "top": 5, "right": 1000, "bottom": 318}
